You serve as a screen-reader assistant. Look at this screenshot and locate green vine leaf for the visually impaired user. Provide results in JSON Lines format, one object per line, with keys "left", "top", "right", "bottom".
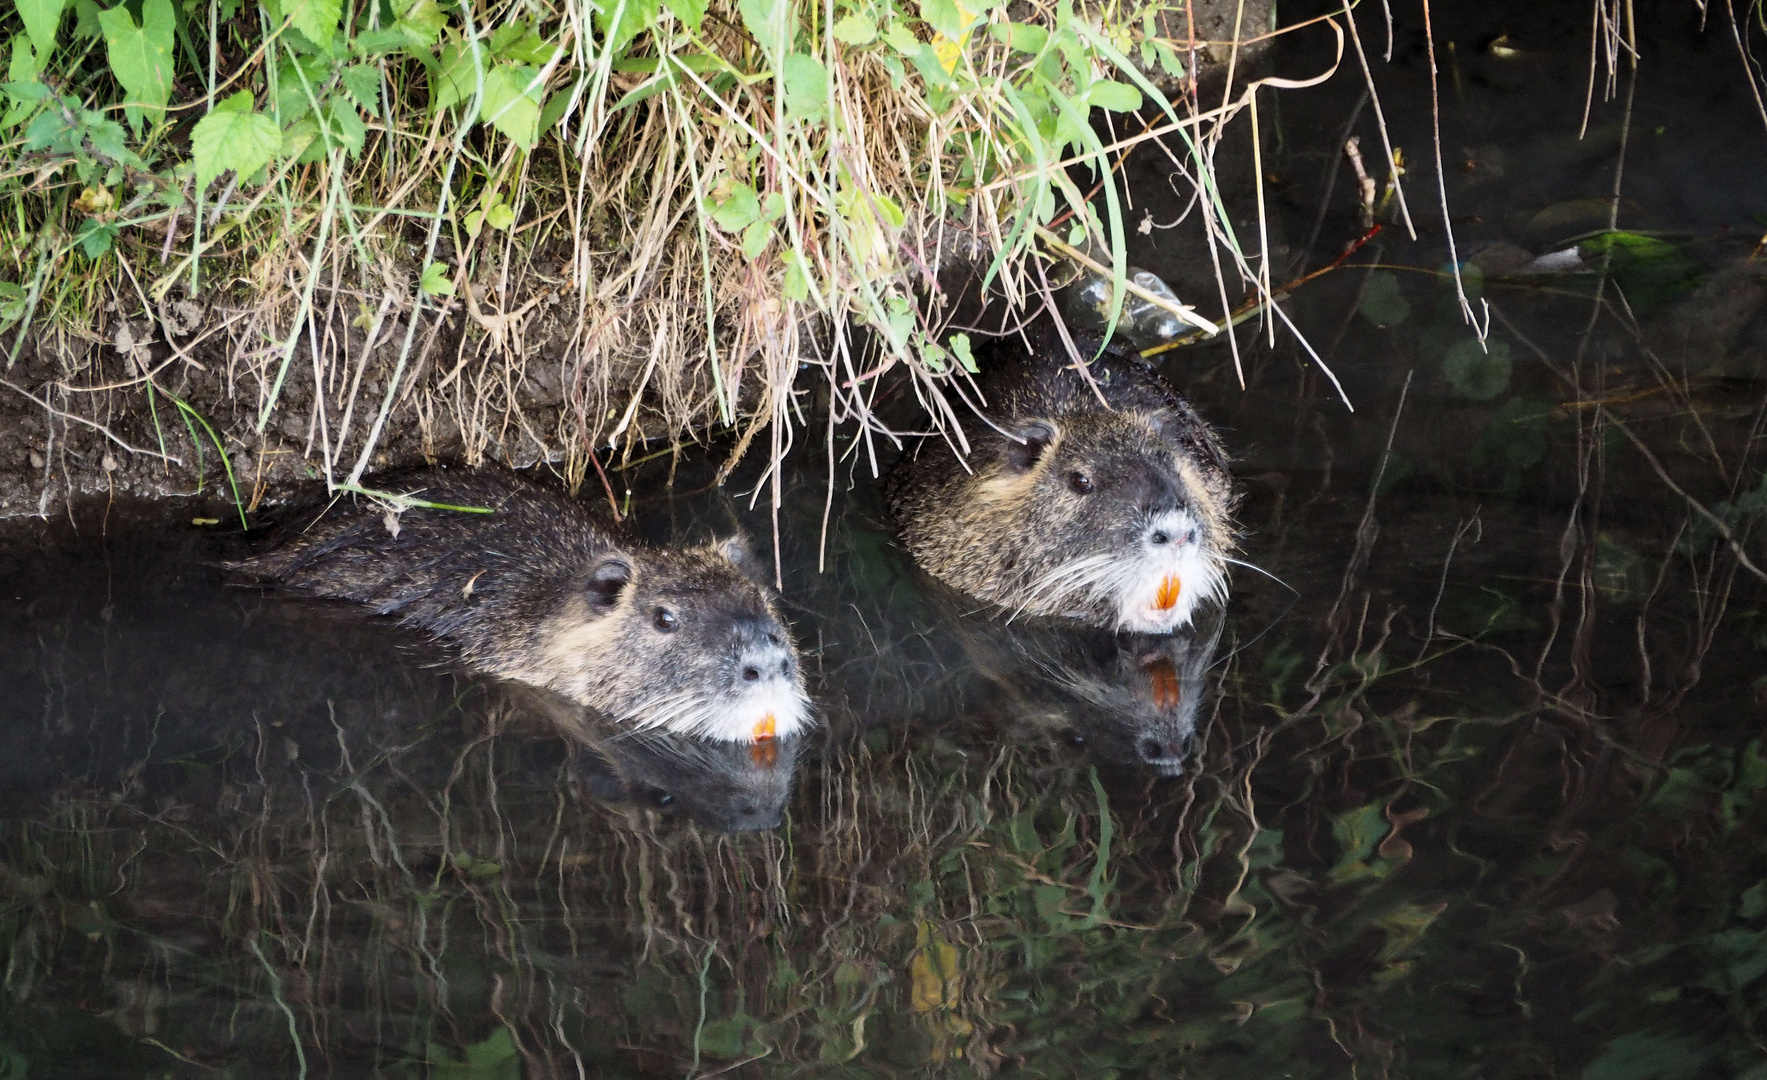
{"left": 97, "top": 0, "right": 175, "bottom": 134}
{"left": 16, "top": 0, "right": 67, "bottom": 62}
{"left": 190, "top": 91, "right": 281, "bottom": 189}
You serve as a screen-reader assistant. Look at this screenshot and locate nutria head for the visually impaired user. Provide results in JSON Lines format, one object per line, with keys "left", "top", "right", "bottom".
{"left": 902, "top": 408, "right": 1231, "bottom": 633}
{"left": 505, "top": 536, "right": 811, "bottom": 744}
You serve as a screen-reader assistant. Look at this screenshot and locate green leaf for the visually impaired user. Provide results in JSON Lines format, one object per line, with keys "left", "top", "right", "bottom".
{"left": 537, "top": 89, "right": 570, "bottom": 137}
{"left": 21, "top": 102, "right": 75, "bottom": 152}
{"left": 16, "top": 0, "right": 67, "bottom": 61}
{"left": 1441, "top": 338, "right": 1512, "bottom": 401}
{"left": 1357, "top": 270, "right": 1410, "bottom": 326}
{"left": 949, "top": 332, "right": 976, "bottom": 372}
{"left": 917, "top": 0, "right": 970, "bottom": 40}
{"left": 741, "top": 219, "right": 772, "bottom": 260}
{"left": 484, "top": 201, "right": 515, "bottom": 230}
{"left": 779, "top": 51, "right": 827, "bottom": 120}
{"left": 987, "top": 20, "right": 1046, "bottom": 53}
{"left": 1580, "top": 230, "right": 1700, "bottom": 308}
{"left": 278, "top": 0, "right": 341, "bottom": 47}
{"left": 190, "top": 101, "right": 281, "bottom": 188}
{"left": 279, "top": 114, "right": 316, "bottom": 160}
{"left": 97, "top": 0, "right": 175, "bottom": 133}
{"left": 736, "top": 0, "right": 788, "bottom": 57}
{"left": 72, "top": 0, "right": 102, "bottom": 40}
{"left": 882, "top": 21, "right": 920, "bottom": 54}
{"left": 79, "top": 106, "right": 130, "bottom": 160}
{"left": 598, "top": 0, "right": 661, "bottom": 57}
{"left": 710, "top": 184, "right": 760, "bottom": 231}
{"left": 0, "top": 282, "right": 28, "bottom": 325}
{"left": 214, "top": 88, "right": 252, "bottom": 114}
{"left": 498, "top": 29, "right": 560, "bottom": 65}
{"left": 431, "top": 37, "right": 485, "bottom": 113}
{"left": 352, "top": 24, "right": 422, "bottom": 54}
{"left": 77, "top": 219, "right": 118, "bottom": 257}
{"left": 1087, "top": 78, "right": 1140, "bottom": 113}
{"left": 488, "top": 19, "right": 525, "bottom": 56}
{"left": 480, "top": 63, "right": 541, "bottom": 148}
{"left": 419, "top": 262, "right": 454, "bottom": 297}
{"left": 274, "top": 52, "right": 329, "bottom": 123}
{"left": 665, "top": 0, "right": 706, "bottom": 32}
{"left": 782, "top": 255, "right": 809, "bottom": 301}
{"left": 340, "top": 64, "right": 381, "bottom": 115}
{"left": 3, "top": 38, "right": 41, "bottom": 130}
{"left": 1149, "top": 38, "right": 1185, "bottom": 79}
{"left": 325, "top": 97, "right": 366, "bottom": 156}
{"left": 398, "top": 0, "right": 447, "bottom": 38}
{"left": 832, "top": 12, "right": 875, "bottom": 44}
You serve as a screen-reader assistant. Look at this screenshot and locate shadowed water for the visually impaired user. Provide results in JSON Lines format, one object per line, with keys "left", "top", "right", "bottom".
{"left": 2, "top": 0, "right": 1767, "bottom": 1076}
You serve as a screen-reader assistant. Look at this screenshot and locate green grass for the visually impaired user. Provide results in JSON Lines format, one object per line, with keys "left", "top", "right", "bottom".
{"left": 0, "top": 0, "right": 1285, "bottom": 495}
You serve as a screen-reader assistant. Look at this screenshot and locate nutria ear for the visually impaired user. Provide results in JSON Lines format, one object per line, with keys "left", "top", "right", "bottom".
{"left": 715, "top": 534, "right": 770, "bottom": 586}
{"left": 1004, "top": 419, "right": 1058, "bottom": 473}
{"left": 584, "top": 554, "right": 633, "bottom": 612}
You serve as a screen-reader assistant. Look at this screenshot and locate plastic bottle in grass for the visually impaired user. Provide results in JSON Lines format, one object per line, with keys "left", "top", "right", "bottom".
{"left": 1067, "top": 263, "right": 1188, "bottom": 349}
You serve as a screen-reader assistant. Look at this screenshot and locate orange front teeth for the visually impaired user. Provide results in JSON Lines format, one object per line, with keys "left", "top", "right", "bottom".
{"left": 748, "top": 714, "right": 779, "bottom": 765}
{"left": 1154, "top": 575, "right": 1181, "bottom": 611}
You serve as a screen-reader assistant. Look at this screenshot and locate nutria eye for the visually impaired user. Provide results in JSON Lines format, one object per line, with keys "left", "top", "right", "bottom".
{"left": 653, "top": 608, "right": 678, "bottom": 632}
{"left": 1068, "top": 471, "right": 1093, "bottom": 494}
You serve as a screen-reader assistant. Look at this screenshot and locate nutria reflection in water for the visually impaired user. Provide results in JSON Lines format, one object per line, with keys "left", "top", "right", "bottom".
{"left": 231, "top": 467, "right": 811, "bottom": 745}
{"left": 568, "top": 717, "right": 804, "bottom": 832}
{"left": 890, "top": 327, "right": 1237, "bottom": 633}
{"left": 959, "top": 606, "right": 1225, "bottom": 776}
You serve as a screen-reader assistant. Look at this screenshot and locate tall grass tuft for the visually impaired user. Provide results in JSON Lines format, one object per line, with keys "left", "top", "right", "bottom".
{"left": 0, "top": 0, "right": 1324, "bottom": 498}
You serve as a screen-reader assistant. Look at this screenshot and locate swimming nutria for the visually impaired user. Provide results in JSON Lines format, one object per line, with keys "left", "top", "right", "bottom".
{"left": 231, "top": 468, "right": 810, "bottom": 744}
{"left": 888, "top": 327, "right": 1235, "bottom": 633}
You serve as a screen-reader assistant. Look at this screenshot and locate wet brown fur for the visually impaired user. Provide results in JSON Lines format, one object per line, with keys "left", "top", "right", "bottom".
{"left": 888, "top": 328, "right": 1236, "bottom": 627}
{"left": 231, "top": 467, "right": 805, "bottom": 735}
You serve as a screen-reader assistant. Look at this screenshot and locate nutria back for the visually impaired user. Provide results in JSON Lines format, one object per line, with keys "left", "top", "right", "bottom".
{"left": 233, "top": 468, "right": 811, "bottom": 743}
{"left": 889, "top": 329, "right": 1236, "bottom": 633}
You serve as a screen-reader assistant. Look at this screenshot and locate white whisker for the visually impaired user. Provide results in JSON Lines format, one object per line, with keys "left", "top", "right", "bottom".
{"left": 1218, "top": 554, "right": 1297, "bottom": 595}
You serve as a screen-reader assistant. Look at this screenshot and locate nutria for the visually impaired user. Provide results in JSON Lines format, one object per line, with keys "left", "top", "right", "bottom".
{"left": 888, "top": 327, "right": 1236, "bottom": 633}
{"left": 231, "top": 468, "right": 810, "bottom": 744}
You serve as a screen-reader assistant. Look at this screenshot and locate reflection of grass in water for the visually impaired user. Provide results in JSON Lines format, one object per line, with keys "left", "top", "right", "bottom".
{"left": 2, "top": 603, "right": 1767, "bottom": 1075}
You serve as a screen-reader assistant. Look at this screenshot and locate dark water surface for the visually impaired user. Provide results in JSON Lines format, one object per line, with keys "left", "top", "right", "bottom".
{"left": 4, "top": 2, "right": 1767, "bottom": 1077}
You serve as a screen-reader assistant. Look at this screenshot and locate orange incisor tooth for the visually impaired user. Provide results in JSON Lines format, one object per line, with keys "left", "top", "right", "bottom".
{"left": 1154, "top": 575, "right": 1182, "bottom": 611}
{"left": 749, "top": 714, "right": 779, "bottom": 765}
{"left": 1142, "top": 656, "right": 1181, "bottom": 712}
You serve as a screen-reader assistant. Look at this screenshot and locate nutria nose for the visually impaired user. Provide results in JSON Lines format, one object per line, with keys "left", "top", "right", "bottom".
{"left": 1151, "top": 530, "right": 1170, "bottom": 545}
{"left": 742, "top": 666, "right": 761, "bottom": 682}
{"left": 1137, "top": 735, "right": 1192, "bottom": 775}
